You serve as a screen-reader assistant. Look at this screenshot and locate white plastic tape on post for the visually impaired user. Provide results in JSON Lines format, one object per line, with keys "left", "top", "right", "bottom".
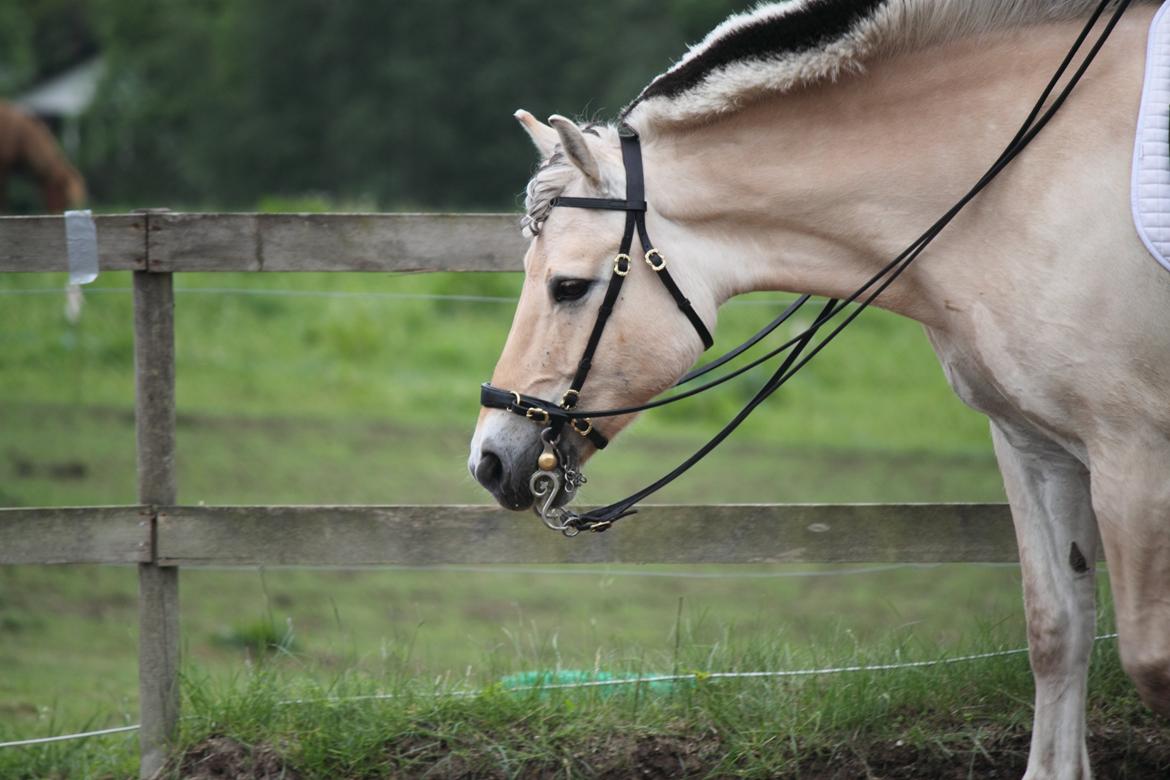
{"left": 64, "top": 209, "right": 98, "bottom": 285}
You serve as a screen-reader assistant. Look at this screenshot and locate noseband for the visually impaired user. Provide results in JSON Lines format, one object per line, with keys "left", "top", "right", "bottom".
{"left": 481, "top": 0, "right": 1132, "bottom": 536}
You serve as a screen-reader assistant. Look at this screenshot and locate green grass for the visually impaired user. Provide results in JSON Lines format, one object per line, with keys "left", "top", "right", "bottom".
{"left": 1, "top": 623, "right": 1160, "bottom": 779}
{"left": 0, "top": 269, "right": 994, "bottom": 455}
{"left": 0, "top": 269, "right": 1004, "bottom": 509}
{"left": 0, "top": 562, "right": 1036, "bottom": 734}
{"left": 3, "top": 269, "right": 1145, "bottom": 777}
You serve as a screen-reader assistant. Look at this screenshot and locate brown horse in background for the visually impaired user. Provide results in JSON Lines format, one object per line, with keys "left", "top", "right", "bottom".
{"left": 0, "top": 101, "right": 85, "bottom": 213}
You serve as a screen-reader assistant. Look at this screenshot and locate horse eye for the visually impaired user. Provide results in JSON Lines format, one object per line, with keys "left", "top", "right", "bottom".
{"left": 552, "top": 278, "right": 592, "bottom": 303}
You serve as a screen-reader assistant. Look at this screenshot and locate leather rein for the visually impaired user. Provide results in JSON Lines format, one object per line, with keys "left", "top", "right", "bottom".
{"left": 481, "top": 0, "right": 1132, "bottom": 536}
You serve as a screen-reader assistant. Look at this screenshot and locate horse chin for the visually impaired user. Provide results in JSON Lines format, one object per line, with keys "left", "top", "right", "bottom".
{"left": 487, "top": 466, "right": 578, "bottom": 513}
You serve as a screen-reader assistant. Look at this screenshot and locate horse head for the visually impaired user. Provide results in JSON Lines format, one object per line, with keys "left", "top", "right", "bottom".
{"left": 467, "top": 111, "right": 715, "bottom": 510}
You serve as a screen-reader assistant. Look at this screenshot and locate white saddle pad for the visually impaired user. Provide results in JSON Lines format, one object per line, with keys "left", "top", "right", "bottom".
{"left": 1133, "top": 1, "right": 1170, "bottom": 272}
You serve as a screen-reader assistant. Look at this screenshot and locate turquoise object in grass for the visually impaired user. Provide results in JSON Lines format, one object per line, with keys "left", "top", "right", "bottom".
{"left": 499, "top": 670, "right": 684, "bottom": 696}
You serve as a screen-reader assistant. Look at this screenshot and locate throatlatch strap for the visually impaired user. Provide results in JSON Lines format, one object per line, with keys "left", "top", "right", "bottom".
{"left": 625, "top": 132, "right": 714, "bottom": 350}
{"left": 649, "top": 260, "right": 714, "bottom": 349}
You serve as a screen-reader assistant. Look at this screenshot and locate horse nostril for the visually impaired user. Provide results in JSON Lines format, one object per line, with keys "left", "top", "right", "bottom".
{"left": 475, "top": 450, "right": 504, "bottom": 489}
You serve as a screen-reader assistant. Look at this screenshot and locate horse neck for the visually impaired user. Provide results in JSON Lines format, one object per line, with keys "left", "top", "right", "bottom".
{"left": 640, "top": 9, "right": 1150, "bottom": 330}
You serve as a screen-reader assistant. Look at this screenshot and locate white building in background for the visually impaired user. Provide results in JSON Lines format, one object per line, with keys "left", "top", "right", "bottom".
{"left": 14, "top": 57, "right": 104, "bottom": 156}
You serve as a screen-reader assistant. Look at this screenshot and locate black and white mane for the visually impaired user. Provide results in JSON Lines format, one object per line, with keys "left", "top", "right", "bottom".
{"left": 523, "top": 0, "right": 1145, "bottom": 234}
{"left": 622, "top": 0, "right": 1143, "bottom": 128}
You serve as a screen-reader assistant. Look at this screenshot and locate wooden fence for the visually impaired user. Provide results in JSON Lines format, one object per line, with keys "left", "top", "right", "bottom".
{"left": 0, "top": 212, "right": 1014, "bottom": 779}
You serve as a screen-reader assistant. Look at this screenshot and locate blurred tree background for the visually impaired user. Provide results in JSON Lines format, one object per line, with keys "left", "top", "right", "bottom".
{"left": 1, "top": 0, "right": 748, "bottom": 211}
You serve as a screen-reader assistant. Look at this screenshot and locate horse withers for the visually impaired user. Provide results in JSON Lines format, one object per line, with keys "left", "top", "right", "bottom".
{"left": 470, "top": 2, "right": 1166, "bottom": 777}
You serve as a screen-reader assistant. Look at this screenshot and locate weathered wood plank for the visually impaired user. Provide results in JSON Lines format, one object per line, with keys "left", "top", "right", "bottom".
{"left": 148, "top": 213, "right": 527, "bottom": 272}
{"left": 133, "top": 271, "right": 180, "bottom": 780}
{"left": 0, "top": 214, "right": 146, "bottom": 272}
{"left": 0, "top": 506, "right": 151, "bottom": 564}
{"left": 134, "top": 272, "right": 178, "bottom": 508}
{"left": 155, "top": 504, "right": 1018, "bottom": 566}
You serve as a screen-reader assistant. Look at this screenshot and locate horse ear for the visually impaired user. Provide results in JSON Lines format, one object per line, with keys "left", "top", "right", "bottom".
{"left": 514, "top": 109, "right": 559, "bottom": 161}
{"left": 548, "top": 114, "right": 600, "bottom": 183}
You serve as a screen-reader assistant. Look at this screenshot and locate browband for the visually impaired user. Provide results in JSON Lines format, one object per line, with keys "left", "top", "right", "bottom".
{"left": 551, "top": 197, "right": 646, "bottom": 211}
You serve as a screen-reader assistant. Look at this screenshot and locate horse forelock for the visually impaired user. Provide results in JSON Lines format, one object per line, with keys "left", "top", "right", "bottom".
{"left": 521, "top": 123, "right": 619, "bottom": 238}
{"left": 622, "top": 0, "right": 1159, "bottom": 130}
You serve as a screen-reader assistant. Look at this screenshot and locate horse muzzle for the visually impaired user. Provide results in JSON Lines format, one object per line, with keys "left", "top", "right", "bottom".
{"left": 469, "top": 414, "right": 580, "bottom": 511}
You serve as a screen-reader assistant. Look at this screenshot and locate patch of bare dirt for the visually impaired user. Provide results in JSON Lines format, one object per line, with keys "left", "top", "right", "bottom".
{"left": 165, "top": 735, "right": 300, "bottom": 780}
{"left": 591, "top": 732, "right": 722, "bottom": 779}
{"left": 789, "top": 725, "right": 1170, "bottom": 779}
{"left": 167, "top": 722, "right": 1170, "bottom": 779}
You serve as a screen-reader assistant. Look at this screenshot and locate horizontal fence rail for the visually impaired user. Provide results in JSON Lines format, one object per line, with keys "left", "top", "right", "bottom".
{"left": 0, "top": 212, "right": 528, "bottom": 273}
{"left": 1, "top": 504, "right": 1022, "bottom": 566}
{"left": 0, "top": 506, "right": 151, "bottom": 564}
{"left": 0, "top": 214, "right": 146, "bottom": 272}
{"left": 156, "top": 503, "right": 1019, "bottom": 565}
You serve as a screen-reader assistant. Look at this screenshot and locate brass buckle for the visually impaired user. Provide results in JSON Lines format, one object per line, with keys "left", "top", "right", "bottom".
{"left": 572, "top": 418, "right": 594, "bottom": 437}
{"left": 644, "top": 249, "right": 666, "bottom": 272}
{"left": 560, "top": 388, "right": 579, "bottom": 408}
{"left": 613, "top": 254, "right": 631, "bottom": 277}
{"left": 526, "top": 408, "right": 550, "bottom": 424}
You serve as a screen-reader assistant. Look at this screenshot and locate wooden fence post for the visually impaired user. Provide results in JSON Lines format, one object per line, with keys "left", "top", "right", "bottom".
{"left": 133, "top": 268, "right": 179, "bottom": 779}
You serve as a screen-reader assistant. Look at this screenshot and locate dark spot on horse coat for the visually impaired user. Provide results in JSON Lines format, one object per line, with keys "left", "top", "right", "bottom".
{"left": 1069, "top": 541, "right": 1088, "bottom": 573}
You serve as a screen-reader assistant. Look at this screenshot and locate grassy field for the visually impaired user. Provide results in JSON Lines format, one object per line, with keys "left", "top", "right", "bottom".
{"left": 0, "top": 270, "right": 1003, "bottom": 509}
{"left": 2, "top": 268, "right": 1160, "bottom": 777}
{"left": 2, "top": 613, "right": 1164, "bottom": 778}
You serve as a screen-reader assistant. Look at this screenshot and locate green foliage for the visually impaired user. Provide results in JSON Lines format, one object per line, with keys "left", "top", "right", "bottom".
{"left": 212, "top": 618, "right": 295, "bottom": 657}
{"left": 0, "top": 0, "right": 97, "bottom": 95}
{"left": 0, "top": 7, "right": 35, "bottom": 96}
{"left": 70, "top": 1, "right": 751, "bottom": 210}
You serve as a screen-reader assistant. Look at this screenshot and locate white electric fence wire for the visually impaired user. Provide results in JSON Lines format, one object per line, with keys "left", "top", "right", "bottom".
{"left": 373, "top": 562, "right": 943, "bottom": 578}
{"left": 194, "top": 568, "right": 1024, "bottom": 580}
{"left": 0, "top": 724, "right": 139, "bottom": 749}
{"left": 0, "top": 633, "right": 1121, "bottom": 748}
{"left": 277, "top": 633, "right": 1120, "bottom": 706}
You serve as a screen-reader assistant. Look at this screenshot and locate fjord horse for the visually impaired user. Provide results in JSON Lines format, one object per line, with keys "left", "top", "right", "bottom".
{"left": 471, "top": 2, "right": 1165, "bottom": 776}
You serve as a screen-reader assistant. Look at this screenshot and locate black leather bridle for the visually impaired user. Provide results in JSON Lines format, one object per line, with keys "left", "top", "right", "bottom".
{"left": 481, "top": 0, "right": 1131, "bottom": 536}
{"left": 482, "top": 126, "right": 714, "bottom": 453}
